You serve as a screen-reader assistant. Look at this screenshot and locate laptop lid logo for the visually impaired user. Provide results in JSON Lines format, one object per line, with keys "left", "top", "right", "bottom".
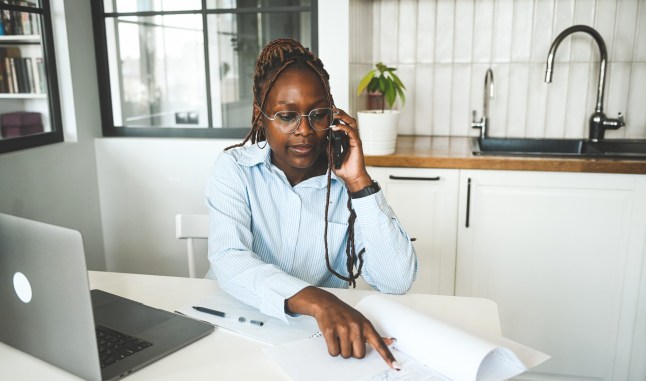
{"left": 13, "top": 272, "right": 32, "bottom": 303}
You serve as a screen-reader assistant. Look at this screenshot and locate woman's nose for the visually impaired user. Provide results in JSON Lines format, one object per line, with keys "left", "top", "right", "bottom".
{"left": 293, "top": 117, "right": 314, "bottom": 136}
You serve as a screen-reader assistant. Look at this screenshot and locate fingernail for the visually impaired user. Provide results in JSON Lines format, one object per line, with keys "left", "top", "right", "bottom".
{"left": 392, "top": 361, "right": 401, "bottom": 371}
{"left": 385, "top": 337, "right": 397, "bottom": 342}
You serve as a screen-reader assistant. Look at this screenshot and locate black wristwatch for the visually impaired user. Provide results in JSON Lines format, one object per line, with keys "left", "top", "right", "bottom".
{"left": 351, "top": 181, "right": 381, "bottom": 199}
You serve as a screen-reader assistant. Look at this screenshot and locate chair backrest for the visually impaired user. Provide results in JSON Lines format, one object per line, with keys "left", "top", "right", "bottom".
{"left": 175, "top": 214, "right": 209, "bottom": 278}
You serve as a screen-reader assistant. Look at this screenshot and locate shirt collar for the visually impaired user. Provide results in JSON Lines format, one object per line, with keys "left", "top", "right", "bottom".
{"left": 236, "top": 143, "right": 271, "bottom": 167}
{"left": 236, "top": 143, "right": 342, "bottom": 188}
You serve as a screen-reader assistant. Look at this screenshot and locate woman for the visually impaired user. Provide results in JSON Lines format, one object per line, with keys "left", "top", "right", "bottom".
{"left": 205, "top": 39, "right": 417, "bottom": 370}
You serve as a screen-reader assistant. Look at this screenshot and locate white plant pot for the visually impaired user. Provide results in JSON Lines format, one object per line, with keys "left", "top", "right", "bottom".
{"left": 357, "top": 110, "right": 400, "bottom": 155}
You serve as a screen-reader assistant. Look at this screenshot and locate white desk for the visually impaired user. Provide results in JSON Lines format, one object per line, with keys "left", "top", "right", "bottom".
{"left": 0, "top": 271, "right": 500, "bottom": 380}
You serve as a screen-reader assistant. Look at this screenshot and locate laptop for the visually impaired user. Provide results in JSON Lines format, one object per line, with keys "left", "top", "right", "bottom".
{"left": 0, "top": 213, "right": 214, "bottom": 380}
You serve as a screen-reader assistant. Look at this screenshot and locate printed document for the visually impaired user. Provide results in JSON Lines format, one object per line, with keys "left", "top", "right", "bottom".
{"left": 264, "top": 295, "right": 550, "bottom": 381}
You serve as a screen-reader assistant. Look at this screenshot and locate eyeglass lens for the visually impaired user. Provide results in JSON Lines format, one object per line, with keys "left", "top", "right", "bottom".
{"left": 272, "top": 108, "right": 334, "bottom": 133}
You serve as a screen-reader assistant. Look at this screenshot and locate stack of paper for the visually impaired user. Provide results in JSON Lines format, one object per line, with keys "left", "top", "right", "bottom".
{"left": 264, "top": 295, "right": 550, "bottom": 381}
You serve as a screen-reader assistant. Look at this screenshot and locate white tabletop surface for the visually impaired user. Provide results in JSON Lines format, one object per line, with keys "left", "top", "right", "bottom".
{"left": 0, "top": 271, "right": 500, "bottom": 380}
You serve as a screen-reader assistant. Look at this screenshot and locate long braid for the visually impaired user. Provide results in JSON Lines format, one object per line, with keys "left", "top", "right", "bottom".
{"left": 323, "top": 140, "right": 365, "bottom": 287}
{"left": 233, "top": 38, "right": 364, "bottom": 287}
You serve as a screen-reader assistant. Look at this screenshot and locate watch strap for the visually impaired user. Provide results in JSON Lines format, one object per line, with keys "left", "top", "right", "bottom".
{"left": 351, "top": 181, "right": 381, "bottom": 199}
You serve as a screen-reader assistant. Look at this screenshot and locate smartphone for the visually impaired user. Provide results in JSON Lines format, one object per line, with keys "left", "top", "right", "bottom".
{"left": 330, "top": 129, "right": 349, "bottom": 169}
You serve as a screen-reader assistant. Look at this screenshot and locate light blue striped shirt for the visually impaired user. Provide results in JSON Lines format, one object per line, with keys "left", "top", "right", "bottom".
{"left": 205, "top": 144, "right": 417, "bottom": 322}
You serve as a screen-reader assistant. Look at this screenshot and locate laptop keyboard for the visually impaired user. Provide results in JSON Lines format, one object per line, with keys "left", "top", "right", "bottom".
{"left": 96, "top": 325, "right": 153, "bottom": 368}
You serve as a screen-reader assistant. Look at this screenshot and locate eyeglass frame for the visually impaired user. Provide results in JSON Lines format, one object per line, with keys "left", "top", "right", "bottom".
{"left": 259, "top": 107, "right": 338, "bottom": 134}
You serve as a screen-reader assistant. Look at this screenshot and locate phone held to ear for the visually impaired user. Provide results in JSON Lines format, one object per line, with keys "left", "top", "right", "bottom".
{"left": 330, "top": 130, "right": 349, "bottom": 169}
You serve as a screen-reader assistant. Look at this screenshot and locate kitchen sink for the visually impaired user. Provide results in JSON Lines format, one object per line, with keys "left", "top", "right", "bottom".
{"left": 472, "top": 137, "right": 646, "bottom": 159}
{"left": 591, "top": 140, "right": 646, "bottom": 158}
{"left": 472, "top": 137, "right": 599, "bottom": 156}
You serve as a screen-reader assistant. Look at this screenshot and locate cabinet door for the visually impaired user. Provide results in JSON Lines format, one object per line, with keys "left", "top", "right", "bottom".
{"left": 456, "top": 170, "right": 646, "bottom": 380}
{"left": 367, "top": 167, "right": 459, "bottom": 295}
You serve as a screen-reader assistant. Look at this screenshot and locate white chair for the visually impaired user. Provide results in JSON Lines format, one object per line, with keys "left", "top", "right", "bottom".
{"left": 175, "top": 214, "right": 209, "bottom": 278}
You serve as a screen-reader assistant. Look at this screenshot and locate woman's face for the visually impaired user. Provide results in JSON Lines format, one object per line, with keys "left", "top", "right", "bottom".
{"left": 261, "top": 65, "right": 330, "bottom": 183}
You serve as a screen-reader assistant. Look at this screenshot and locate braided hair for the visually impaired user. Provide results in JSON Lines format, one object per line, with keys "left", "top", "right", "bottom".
{"left": 227, "top": 38, "right": 364, "bottom": 287}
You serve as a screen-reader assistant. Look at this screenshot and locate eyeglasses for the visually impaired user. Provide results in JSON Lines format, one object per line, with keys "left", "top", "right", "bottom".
{"left": 260, "top": 107, "right": 336, "bottom": 134}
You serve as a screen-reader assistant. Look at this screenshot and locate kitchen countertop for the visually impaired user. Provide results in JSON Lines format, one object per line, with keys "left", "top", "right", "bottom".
{"left": 364, "top": 136, "right": 646, "bottom": 174}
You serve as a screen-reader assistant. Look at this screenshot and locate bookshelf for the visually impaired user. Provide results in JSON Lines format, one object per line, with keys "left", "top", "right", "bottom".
{"left": 0, "top": 1, "right": 61, "bottom": 152}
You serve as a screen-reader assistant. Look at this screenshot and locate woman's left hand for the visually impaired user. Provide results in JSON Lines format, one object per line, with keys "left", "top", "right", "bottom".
{"left": 286, "top": 286, "right": 400, "bottom": 370}
{"left": 330, "top": 107, "right": 373, "bottom": 193}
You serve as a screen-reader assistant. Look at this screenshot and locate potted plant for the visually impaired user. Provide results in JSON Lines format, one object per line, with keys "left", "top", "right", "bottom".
{"left": 356, "top": 62, "right": 406, "bottom": 155}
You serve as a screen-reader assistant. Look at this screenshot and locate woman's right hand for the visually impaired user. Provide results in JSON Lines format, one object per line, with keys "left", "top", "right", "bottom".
{"left": 286, "top": 286, "right": 400, "bottom": 370}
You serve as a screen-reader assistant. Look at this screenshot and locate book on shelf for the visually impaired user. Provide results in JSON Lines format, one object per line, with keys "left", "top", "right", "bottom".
{"left": 2, "top": 9, "right": 12, "bottom": 36}
{"left": 9, "top": 57, "right": 18, "bottom": 93}
{"left": 0, "top": 46, "right": 45, "bottom": 94}
{"left": 0, "top": 1, "right": 39, "bottom": 36}
{"left": 3, "top": 57, "right": 12, "bottom": 93}
{"left": 24, "top": 57, "right": 33, "bottom": 92}
{"left": 30, "top": 55, "right": 39, "bottom": 93}
{"left": 0, "top": 59, "right": 4, "bottom": 93}
{"left": 0, "top": 47, "right": 19, "bottom": 93}
{"left": 35, "top": 56, "right": 45, "bottom": 93}
{"left": 18, "top": 57, "right": 29, "bottom": 93}
{"left": 20, "top": 4, "right": 30, "bottom": 35}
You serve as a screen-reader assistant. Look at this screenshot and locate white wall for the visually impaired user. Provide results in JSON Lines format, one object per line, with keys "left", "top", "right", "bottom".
{"left": 0, "top": 0, "right": 106, "bottom": 270}
{"left": 350, "top": 0, "right": 646, "bottom": 140}
{"left": 319, "top": 0, "right": 350, "bottom": 110}
{"left": 94, "top": 138, "right": 233, "bottom": 276}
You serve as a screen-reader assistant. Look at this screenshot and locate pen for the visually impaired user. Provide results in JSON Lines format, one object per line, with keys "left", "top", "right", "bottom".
{"left": 192, "top": 306, "right": 225, "bottom": 317}
{"left": 192, "top": 306, "right": 264, "bottom": 327}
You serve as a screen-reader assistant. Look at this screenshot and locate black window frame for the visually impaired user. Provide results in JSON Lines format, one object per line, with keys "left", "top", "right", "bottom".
{"left": 0, "top": 0, "right": 63, "bottom": 154}
{"left": 91, "top": 0, "right": 318, "bottom": 139}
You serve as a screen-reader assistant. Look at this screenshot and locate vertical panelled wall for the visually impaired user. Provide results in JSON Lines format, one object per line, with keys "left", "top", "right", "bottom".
{"left": 349, "top": 0, "right": 646, "bottom": 139}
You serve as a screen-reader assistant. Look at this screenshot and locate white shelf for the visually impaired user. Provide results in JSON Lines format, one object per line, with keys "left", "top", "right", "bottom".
{"left": 0, "top": 35, "right": 41, "bottom": 43}
{"left": 0, "top": 93, "right": 47, "bottom": 99}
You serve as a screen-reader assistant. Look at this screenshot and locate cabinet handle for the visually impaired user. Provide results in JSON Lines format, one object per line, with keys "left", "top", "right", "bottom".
{"left": 388, "top": 175, "right": 440, "bottom": 181}
{"left": 466, "top": 178, "right": 471, "bottom": 228}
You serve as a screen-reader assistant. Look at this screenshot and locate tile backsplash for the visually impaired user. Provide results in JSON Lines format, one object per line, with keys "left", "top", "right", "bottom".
{"left": 349, "top": 0, "right": 646, "bottom": 139}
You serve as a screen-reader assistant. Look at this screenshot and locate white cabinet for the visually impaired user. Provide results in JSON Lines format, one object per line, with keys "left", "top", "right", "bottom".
{"left": 366, "top": 167, "right": 459, "bottom": 295}
{"left": 455, "top": 169, "right": 646, "bottom": 380}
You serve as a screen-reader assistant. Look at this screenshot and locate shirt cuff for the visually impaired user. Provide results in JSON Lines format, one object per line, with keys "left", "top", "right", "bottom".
{"left": 351, "top": 190, "right": 393, "bottom": 226}
{"left": 260, "top": 272, "right": 311, "bottom": 323}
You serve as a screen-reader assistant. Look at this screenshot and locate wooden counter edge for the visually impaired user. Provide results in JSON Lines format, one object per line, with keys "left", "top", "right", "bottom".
{"left": 363, "top": 136, "right": 646, "bottom": 175}
{"left": 365, "top": 155, "right": 646, "bottom": 174}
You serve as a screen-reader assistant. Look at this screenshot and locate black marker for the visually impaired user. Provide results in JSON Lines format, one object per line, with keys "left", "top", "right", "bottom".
{"left": 192, "top": 306, "right": 225, "bottom": 317}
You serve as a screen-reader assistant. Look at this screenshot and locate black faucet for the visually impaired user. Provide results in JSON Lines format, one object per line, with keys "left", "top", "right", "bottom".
{"left": 545, "top": 25, "right": 625, "bottom": 142}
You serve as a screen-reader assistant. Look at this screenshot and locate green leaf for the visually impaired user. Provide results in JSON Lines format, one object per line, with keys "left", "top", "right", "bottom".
{"left": 356, "top": 70, "right": 376, "bottom": 95}
{"left": 390, "top": 72, "right": 406, "bottom": 90}
{"left": 385, "top": 85, "right": 396, "bottom": 108}
{"left": 378, "top": 76, "right": 388, "bottom": 94}
{"left": 395, "top": 85, "right": 406, "bottom": 106}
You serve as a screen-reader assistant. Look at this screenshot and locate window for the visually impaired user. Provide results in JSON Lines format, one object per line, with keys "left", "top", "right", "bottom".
{"left": 0, "top": 0, "right": 63, "bottom": 154}
{"left": 92, "top": 0, "right": 318, "bottom": 138}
